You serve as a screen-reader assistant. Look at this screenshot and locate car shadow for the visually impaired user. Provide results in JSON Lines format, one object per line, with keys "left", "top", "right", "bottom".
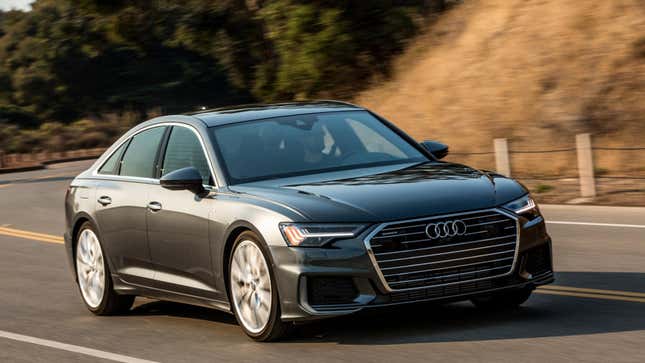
{"left": 130, "top": 300, "right": 237, "bottom": 326}
{"left": 122, "top": 271, "right": 645, "bottom": 343}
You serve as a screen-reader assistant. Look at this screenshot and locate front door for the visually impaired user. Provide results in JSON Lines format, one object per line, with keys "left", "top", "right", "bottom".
{"left": 146, "top": 125, "right": 221, "bottom": 299}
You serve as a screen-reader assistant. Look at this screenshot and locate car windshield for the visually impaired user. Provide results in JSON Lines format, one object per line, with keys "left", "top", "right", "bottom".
{"left": 210, "top": 110, "right": 427, "bottom": 184}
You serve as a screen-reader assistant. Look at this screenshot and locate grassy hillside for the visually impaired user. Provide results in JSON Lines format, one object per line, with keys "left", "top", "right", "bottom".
{"left": 355, "top": 0, "right": 645, "bottom": 177}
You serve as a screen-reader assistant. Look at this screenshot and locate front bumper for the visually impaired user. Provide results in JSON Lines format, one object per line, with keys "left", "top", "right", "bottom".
{"left": 270, "top": 213, "right": 554, "bottom": 322}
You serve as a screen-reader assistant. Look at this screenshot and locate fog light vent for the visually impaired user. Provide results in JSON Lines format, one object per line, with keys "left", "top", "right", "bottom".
{"left": 307, "top": 277, "right": 359, "bottom": 306}
{"left": 524, "top": 244, "right": 551, "bottom": 276}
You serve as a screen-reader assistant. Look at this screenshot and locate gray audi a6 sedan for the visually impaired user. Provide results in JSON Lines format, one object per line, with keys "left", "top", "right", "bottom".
{"left": 64, "top": 101, "right": 554, "bottom": 341}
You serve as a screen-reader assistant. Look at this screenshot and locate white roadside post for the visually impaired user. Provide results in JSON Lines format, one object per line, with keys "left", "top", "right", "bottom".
{"left": 576, "top": 133, "right": 596, "bottom": 197}
{"left": 494, "top": 138, "right": 511, "bottom": 177}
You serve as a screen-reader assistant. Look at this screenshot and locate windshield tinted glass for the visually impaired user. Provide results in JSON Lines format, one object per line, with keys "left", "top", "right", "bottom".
{"left": 211, "top": 111, "right": 426, "bottom": 183}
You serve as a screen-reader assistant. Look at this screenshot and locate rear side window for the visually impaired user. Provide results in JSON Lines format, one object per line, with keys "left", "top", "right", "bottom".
{"left": 98, "top": 141, "right": 128, "bottom": 175}
{"left": 162, "top": 126, "right": 211, "bottom": 185}
{"left": 119, "top": 127, "right": 166, "bottom": 178}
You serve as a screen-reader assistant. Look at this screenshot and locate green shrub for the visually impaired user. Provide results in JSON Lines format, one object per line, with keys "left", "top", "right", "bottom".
{"left": 534, "top": 184, "right": 554, "bottom": 194}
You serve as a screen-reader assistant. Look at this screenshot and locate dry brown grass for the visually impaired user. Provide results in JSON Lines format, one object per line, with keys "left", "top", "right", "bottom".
{"left": 354, "top": 0, "right": 645, "bottom": 176}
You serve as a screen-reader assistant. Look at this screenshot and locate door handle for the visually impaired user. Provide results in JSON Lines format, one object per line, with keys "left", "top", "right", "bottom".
{"left": 97, "top": 196, "right": 112, "bottom": 206}
{"left": 147, "top": 201, "right": 162, "bottom": 212}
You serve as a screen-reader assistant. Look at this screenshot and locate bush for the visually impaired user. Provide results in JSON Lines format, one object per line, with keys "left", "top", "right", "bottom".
{"left": 0, "top": 1, "right": 445, "bottom": 152}
{"left": 534, "top": 184, "right": 554, "bottom": 194}
{"left": 0, "top": 105, "right": 40, "bottom": 128}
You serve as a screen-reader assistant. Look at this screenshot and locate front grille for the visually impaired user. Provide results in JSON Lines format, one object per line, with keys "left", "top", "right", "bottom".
{"left": 366, "top": 209, "right": 518, "bottom": 290}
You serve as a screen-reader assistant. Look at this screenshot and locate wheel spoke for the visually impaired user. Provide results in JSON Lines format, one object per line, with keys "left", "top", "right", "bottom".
{"left": 97, "top": 272, "right": 105, "bottom": 291}
{"left": 252, "top": 296, "right": 261, "bottom": 327}
{"left": 231, "top": 267, "right": 245, "bottom": 286}
{"left": 235, "top": 285, "right": 250, "bottom": 302}
{"left": 250, "top": 250, "right": 261, "bottom": 273}
{"left": 89, "top": 238, "right": 98, "bottom": 265}
{"left": 256, "top": 288, "right": 271, "bottom": 305}
{"left": 241, "top": 298, "right": 255, "bottom": 326}
{"left": 78, "top": 238, "right": 92, "bottom": 265}
{"left": 232, "top": 254, "right": 245, "bottom": 281}
{"left": 256, "top": 300, "right": 270, "bottom": 324}
{"left": 76, "top": 257, "right": 90, "bottom": 272}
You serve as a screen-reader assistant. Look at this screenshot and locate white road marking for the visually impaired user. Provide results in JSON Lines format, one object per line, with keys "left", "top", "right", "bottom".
{"left": 0, "top": 330, "right": 158, "bottom": 363}
{"left": 547, "top": 221, "right": 645, "bottom": 229}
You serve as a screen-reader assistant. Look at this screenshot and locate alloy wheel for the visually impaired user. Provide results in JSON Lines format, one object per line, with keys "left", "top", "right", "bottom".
{"left": 230, "top": 240, "right": 272, "bottom": 334}
{"left": 76, "top": 229, "right": 106, "bottom": 308}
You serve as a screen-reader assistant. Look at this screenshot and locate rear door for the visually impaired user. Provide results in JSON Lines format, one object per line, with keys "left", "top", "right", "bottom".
{"left": 94, "top": 126, "right": 167, "bottom": 285}
{"left": 146, "top": 125, "right": 221, "bottom": 299}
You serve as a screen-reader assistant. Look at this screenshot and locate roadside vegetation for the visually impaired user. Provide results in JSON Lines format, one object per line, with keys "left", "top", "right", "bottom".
{"left": 0, "top": 0, "right": 450, "bottom": 153}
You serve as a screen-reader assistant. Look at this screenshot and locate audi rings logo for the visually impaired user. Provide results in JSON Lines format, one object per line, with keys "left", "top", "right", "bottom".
{"left": 425, "top": 220, "right": 467, "bottom": 239}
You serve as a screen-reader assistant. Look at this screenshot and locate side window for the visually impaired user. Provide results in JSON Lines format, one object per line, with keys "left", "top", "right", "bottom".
{"left": 119, "top": 127, "right": 166, "bottom": 178}
{"left": 98, "top": 141, "right": 128, "bottom": 175}
{"left": 162, "top": 126, "right": 211, "bottom": 185}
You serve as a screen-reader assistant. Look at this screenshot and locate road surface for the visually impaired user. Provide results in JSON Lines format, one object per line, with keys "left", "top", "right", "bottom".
{"left": 1, "top": 160, "right": 644, "bottom": 362}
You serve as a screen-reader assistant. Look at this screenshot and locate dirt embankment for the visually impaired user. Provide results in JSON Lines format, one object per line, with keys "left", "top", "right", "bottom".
{"left": 355, "top": 0, "right": 645, "bottom": 179}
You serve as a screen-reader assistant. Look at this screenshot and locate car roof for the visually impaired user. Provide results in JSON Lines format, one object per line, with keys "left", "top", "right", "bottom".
{"left": 187, "top": 101, "right": 364, "bottom": 127}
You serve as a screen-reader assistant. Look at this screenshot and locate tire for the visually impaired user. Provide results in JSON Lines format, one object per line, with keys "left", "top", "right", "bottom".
{"left": 228, "top": 231, "right": 289, "bottom": 341}
{"left": 471, "top": 287, "right": 533, "bottom": 310}
{"left": 75, "top": 222, "right": 134, "bottom": 315}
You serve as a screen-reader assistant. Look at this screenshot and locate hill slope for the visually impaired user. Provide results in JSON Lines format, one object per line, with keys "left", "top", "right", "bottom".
{"left": 355, "top": 0, "right": 645, "bottom": 176}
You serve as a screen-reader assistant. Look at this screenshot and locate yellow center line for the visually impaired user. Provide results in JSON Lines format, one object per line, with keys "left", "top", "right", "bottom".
{"left": 0, "top": 227, "right": 63, "bottom": 244}
{"left": 539, "top": 284, "right": 645, "bottom": 299}
{"left": 0, "top": 184, "right": 10, "bottom": 189}
{"left": 536, "top": 289, "right": 645, "bottom": 304}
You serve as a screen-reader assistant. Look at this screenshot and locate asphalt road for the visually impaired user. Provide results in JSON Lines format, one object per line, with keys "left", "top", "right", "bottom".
{"left": 1, "top": 160, "right": 645, "bottom": 362}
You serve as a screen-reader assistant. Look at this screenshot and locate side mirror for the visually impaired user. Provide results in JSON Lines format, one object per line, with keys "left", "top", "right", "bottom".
{"left": 160, "top": 166, "right": 205, "bottom": 194}
{"left": 420, "top": 140, "right": 449, "bottom": 159}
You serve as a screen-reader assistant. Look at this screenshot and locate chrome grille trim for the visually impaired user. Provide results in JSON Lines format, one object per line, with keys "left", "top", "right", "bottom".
{"left": 387, "top": 265, "right": 511, "bottom": 287}
{"left": 467, "top": 219, "right": 509, "bottom": 228}
{"left": 363, "top": 208, "right": 520, "bottom": 292}
{"left": 382, "top": 256, "right": 515, "bottom": 277}
{"left": 373, "top": 234, "right": 516, "bottom": 256}
{"left": 378, "top": 249, "right": 515, "bottom": 271}
{"left": 371, "top": 230, "right": 426, "bottom": 240}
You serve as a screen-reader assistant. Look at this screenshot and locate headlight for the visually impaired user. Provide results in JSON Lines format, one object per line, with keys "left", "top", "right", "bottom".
{"left": 503, "top": 194, "right": 538, "bottom": 214}
{"left": 279, "top": 223, "right": 365, "bottom": 247}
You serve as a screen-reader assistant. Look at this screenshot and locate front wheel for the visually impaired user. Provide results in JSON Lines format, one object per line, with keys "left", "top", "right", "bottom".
{"left": 75, "top": 222, "right": 134, "bottom": 315}
{"left": 471, "top": 287, "right": 533, "bottom": 310}
{"left": 228, "top": 231, "right": 289, "bottom": 341}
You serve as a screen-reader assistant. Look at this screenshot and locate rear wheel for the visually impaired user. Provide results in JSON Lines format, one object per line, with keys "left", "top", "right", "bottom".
{"left": 75, "top": 222, "right": 134, "bottom": 315}
{"left": 471, "top": 287, "right": 533, "bottom": 310}
{"left": 229, "top": 231, "right": 288, "bottom": 341}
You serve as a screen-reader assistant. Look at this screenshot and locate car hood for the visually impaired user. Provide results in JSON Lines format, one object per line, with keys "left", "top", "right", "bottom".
{"left": 229, "top": 162, "right": 527, "bottom": 222}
